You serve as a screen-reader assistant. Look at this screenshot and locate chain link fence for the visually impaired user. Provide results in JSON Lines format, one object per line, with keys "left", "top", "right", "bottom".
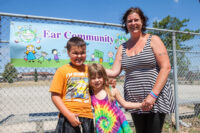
{"left": 0, "top": 13, "right": 200, "bottom": 132}
{"left": 174, "top": 33, "right": 200, "bottom": 131}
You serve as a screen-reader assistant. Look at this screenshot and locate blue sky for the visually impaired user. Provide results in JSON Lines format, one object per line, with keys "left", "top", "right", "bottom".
{"left": 0, "top": 0, "right": 199, "bottom": 31}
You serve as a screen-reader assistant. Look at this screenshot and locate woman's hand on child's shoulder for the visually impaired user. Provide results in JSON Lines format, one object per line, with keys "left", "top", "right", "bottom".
{"left": 108, "top": 78, "right": 116, "bottom": 88}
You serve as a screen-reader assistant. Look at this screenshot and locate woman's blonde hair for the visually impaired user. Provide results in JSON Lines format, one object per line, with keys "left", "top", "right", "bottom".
{"left": 88, "top": 63, "right": 114, "bottom": 102}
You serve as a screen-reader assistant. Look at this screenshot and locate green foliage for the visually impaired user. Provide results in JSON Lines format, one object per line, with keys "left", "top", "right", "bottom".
{"left": 149, "top": 16, "right": 200, "bottom": 75}
{"left": 163, "top": 122, "right": 170, "bottom": 131}
{"left": 2, "top": 63, "right": 18, "bottom": 83}
{"left": 34, "top": 68, "right": 38, "bottom": 82}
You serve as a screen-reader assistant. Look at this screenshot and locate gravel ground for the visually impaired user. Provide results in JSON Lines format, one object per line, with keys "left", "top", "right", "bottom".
{"left": 0, "top": 80, "right": 200, "bottom": 133}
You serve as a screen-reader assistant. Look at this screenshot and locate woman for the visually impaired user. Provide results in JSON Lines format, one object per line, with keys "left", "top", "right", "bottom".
{"left": 106, "top": 7, "right": 175, "bottom": 133}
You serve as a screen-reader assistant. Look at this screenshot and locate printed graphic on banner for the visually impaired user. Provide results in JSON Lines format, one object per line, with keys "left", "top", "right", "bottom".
{"left": 10, "top": 21, "right": 128, "bottom": 68}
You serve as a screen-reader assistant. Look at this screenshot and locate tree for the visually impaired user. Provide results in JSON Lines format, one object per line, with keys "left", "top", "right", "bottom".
{"left": 149, "top": 16, "right": 200, "bottom": 77}
{"left": 2, "top": 63, "right": 18, "bottom": 83}
{"left": 34, "top": 68, "right": 38, "bottom": 82}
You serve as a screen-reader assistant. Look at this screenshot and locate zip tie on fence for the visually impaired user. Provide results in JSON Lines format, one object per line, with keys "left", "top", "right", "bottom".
{"left": 0, "top": 40, "right": 9, "bottom": 43}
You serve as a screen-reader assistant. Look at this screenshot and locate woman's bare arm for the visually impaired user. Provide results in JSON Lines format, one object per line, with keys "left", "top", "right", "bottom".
{"left": 143, "top": 35, "right": 171, "bottom": 107}
{"left": 106, "top": 45, "right": 123, "bottom": 78}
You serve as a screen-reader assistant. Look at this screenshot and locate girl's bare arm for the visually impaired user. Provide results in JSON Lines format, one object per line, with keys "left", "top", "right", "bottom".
{"left": 112, "top": 88, "right": 142, "bottom": 109}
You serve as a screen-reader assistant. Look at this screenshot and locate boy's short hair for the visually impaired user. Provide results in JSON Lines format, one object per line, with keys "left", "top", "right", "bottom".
{"left": 65, "top": 37, "right": 86, "bottom": 51}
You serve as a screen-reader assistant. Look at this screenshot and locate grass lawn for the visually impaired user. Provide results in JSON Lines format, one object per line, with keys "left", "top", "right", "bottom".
{"left": 11, "top": 58, "right": 113, "bottom": 69}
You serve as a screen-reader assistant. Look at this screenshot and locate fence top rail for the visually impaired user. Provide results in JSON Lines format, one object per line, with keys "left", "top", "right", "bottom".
{"left": 0, "top": 12, "right": 122, "bottom": 27}
{"left": 147, "top": 27, "right": 200, "bottom": 35}
{"left": 167, "top": 49, "right": 200, "bottom": 53}
{"left": 0, "top": 12, "right": 200, "bottom": 35}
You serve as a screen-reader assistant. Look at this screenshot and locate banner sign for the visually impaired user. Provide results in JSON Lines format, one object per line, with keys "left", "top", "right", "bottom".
{"left": 10, "top": 21, "right": 128, "bottom": 68}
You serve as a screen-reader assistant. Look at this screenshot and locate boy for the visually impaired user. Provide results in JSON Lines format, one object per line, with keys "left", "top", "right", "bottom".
{"left": 49, "top": 37, "right": 94, "bottom": 133}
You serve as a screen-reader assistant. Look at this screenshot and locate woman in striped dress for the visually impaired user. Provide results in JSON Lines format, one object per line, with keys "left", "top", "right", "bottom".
{"left": 106, "top": 7, "right": 175, "bottom": 133}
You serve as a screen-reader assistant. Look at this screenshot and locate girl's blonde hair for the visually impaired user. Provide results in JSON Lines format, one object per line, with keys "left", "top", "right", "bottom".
{"left": 88, "top": 63, "right": 114, "bottom": 102}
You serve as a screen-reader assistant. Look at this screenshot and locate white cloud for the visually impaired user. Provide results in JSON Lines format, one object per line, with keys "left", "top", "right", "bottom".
{"left": 174, "top": 0, "right": 179, "bottom": 3}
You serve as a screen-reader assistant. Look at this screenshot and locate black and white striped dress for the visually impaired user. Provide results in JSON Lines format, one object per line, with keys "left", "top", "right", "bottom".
{"left": 121, "top": 35, "right": 175, "bottom": 114}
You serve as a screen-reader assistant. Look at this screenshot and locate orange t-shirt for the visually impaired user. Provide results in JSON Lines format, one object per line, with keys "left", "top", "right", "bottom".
{"left": 49, "top": 64, "right": 93, "bottom": 119}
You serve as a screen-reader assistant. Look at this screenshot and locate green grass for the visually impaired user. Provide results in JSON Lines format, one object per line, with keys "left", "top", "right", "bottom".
{"left": 11, "top": 58, "right": 69, "bottom": 68}
{"left": 11, "top": 58, "right": 113, "bottom": 68}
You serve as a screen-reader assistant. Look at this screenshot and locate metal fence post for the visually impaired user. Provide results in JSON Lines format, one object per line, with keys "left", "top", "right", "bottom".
{"left": 172, "top": 32, "right": 179, "bottom": 131}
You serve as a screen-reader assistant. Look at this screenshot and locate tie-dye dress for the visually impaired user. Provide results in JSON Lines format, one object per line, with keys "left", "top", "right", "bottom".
{"left": 91, "top": 95, "right": 132, "bottom": 133}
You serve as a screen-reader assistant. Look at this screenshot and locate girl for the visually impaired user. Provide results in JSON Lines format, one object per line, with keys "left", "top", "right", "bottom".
{"left": 88, "top": 63, "right": 142, "bottom": 133}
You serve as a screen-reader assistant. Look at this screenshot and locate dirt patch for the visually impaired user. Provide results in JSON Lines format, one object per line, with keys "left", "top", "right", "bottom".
{"left": 162, "top": 116, "right": 200, "bottom": 133}
{"left": 180, "top": 117, "right": 200, "bottom": 132}
{"left": 0, "top": 80, "right": 52, "bottom": 88}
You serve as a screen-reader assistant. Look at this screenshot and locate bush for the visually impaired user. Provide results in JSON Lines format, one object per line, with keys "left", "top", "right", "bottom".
{"left": 34, "top": 69, "right": 38, "bottom": 82}
{"left": 2, "top": 63, "right": 18, "bottom": 83}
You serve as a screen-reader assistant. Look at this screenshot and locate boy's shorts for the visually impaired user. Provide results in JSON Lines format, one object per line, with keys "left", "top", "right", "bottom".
{"left": 55, "top": 113, "right": 94, "bottom": 133}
